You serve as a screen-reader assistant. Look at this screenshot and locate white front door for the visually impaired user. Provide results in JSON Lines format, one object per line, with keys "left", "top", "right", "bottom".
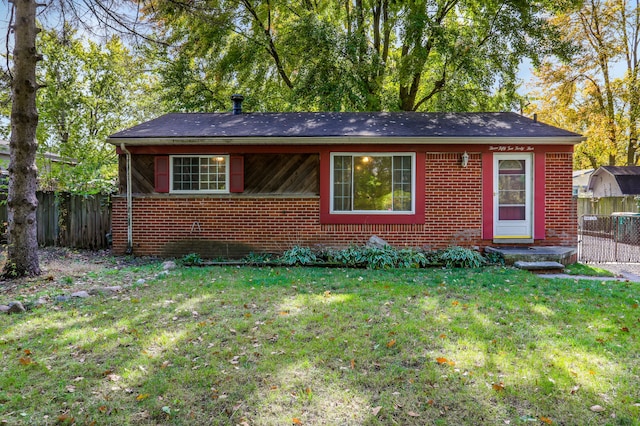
{"left": 493, "top": 154, "right": 533, "bottom": 239}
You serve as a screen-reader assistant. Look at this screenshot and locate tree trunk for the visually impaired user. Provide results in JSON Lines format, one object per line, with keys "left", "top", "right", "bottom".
{"left": 3, "top": 0, "right": 41, "bottom": 278}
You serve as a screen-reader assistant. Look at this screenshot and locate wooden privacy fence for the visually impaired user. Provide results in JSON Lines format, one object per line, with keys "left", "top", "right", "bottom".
{"left": 577, "top": 196, "right": 639, "bottom": 217}
{"left": 1, "top": 192, "right": 112, "bottom": 249}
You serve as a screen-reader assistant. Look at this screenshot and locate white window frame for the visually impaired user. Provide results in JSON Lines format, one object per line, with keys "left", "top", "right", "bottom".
{"left": 330, "top": 152, "right": 416, "bottom": 214}
{"left": 169, "top": 155, "right": 230, "bottom": 194}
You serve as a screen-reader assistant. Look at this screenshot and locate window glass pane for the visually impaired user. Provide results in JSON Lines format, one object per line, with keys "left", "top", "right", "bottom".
{"left": 353, "top": 156, "right": 392, "bottom": 210}
{"left": 199, "top": 156, "right": 226, "bottom": 190}
{"left": 172, "top": 156, "right": 227, "bottom": 191}
{"left": 173, "top": 157, "right": 199, "bottom": 191}
{"left": 499, "top": 206, "right": 525, "bottom": 220}
{"left": 333, "top": 156, "right": 352, "bottom": 211}
{"left": 332, "top": 154, "right": 413, "bottom": 212}
{"left": 498, "top": 159, "right": 526, "bottom": 220}
{"left": 392, "top": 156, "right": 412, "bottom": 211}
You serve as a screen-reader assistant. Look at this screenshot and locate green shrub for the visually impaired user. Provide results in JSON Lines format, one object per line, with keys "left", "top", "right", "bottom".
{"left": 280, "top": 246, "right": 318, "bottom": 265}
{"left": 180, "top": 253, "right": 203, "bottom": 266}
{"left": 361, "top": 246, "right": 399, "bottom": 269}
{"left": 329, "top": 246, "right": 367, "bottom": 267}
{"left": 484, "top": 251, "right": 505, "bottom": 266}
{"left": 437, "top": 246, "right": 486, "bottom": 268}
{"left": 243, "top": 252, "right": 273, "bottom": 265}
{"left": 329, "top": 245, "right": 431, "bottom": 269}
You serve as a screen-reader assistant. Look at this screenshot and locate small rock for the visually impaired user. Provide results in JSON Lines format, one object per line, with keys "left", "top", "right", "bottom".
{"left": 162, "top": 261, "right": 177, "bottom": 270}
{"left": 55, "top": 295, "right": 71, "bottom": 303}
{"left": 33, "top": 297, "right": 48, "bottom": 308}
{"left": 136, "top": 279, "right": 146, "bottom": 285}
{"left": 7, "top": 301, "right": 26, "bottom": 314}
{"left": 157, "top": 270, "right": 169, "bottom": 278}
{"left": 367, "top": 235, "right": 389, "bottom": 249}
{"left": 71, "top": 291, "right": 90, "bottom": 298}
{"left": 0, "top": 305, "right": 10, "bottom": 313}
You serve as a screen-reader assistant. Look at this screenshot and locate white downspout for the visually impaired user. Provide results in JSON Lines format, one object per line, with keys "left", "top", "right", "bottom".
{"left": 120, "top": 143, "right": 133, "bottom": 254}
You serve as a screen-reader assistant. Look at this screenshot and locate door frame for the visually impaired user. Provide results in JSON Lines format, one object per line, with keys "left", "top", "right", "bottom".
{"left": 493, "top": 153, "right": 533, "bottom": 240}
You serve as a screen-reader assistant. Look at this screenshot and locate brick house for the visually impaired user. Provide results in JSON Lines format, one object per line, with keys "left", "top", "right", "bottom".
{"left": 107, "top": 103, "right": 583, "bottom": 258}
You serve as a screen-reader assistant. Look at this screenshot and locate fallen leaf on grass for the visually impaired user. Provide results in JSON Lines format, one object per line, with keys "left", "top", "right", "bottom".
{"left": 372, "top": 406, "right": 382, "bottom": 416}
{"left": 18, "top": 357, "right": 33, "bottom": 366}
{"left": 439, "top": 334, "right": 447, "bottom": 339}
{"left": 23, "top": 349, "right": 32, "bottom": 356}
{"left": 57, "top": 415, "right": 75, "bottom": 424}
{"left": 590, "top": 405, "right": 605, "bottom": 412}
{"left": 407, "top": 411, "right": 420, "bottom": 417}
{"left": 570, "top": 385, "right": 580, "bottom": 395}
{"left": 66, "top": 385, "right": 76, "bottom": 393}
{"left": 492, "top": 382, "right": 505, "bottom": 391}
{"left": 451, "top": 301, "right": 459, "bottom": 306}
{"left": 292, "top": 418, "right": 303, "bottom": 425}
{"left": 436, "top": 357, "right": 455, "bottom": 366}
{"left": 350, "top": 359, "right": 356, "bottom": 369}
{"left": 620, "top": 327, "right": 630, "bottom": 332}
{"left": 387, "top": 339, "right": 396, "bottom": 348}
{"left": 136, "top": 394, "right": 150, "bottom": 401}
{"left": 539, "top": 416, "right": 553, "bottom": 424}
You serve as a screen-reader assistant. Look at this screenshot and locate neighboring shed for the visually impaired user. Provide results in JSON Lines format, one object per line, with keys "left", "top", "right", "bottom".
{"left": 0, "top": 139, "right": 77, "bottom": 177}
{"left": 572, "top": 169, "right": 594, "bottom": 197}
{"left": 588, "top": 166, "right": 640, "bottom": 197}
{"left": 107, "top": 99, "right": 584, "bottom": 258}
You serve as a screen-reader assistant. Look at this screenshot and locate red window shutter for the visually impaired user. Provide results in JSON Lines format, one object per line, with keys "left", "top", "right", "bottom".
{"left": 229, "top": 155, "right": 244, "bottom": 193}
{"left": 154, "top": 156, "right": 170, "bottom": 193}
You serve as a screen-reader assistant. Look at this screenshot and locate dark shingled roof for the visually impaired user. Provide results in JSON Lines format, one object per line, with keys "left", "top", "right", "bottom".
{"left": 600, "top": 166, "right": 640, "bottom": 195}
{"left": 109, "top": 112, "right": 582, "bottom": 140}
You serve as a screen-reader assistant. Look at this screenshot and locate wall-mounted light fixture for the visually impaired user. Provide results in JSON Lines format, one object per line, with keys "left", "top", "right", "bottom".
{"left": 461, "top": 151, "right": 469, "bottom": 168}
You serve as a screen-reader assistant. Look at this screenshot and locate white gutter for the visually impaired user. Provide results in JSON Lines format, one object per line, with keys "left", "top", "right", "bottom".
{"left": 120, "top": 143, "right": 133, "bottom": 254}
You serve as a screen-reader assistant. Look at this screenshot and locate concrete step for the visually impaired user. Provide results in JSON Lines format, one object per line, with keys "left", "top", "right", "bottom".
{"left": 485, "top": 246, "right": 576, "bottom": 266}
{"left": 514, "top": 261, "right": 565, "bottom": 273}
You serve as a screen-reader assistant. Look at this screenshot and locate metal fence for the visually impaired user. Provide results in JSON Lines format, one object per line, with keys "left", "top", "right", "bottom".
{"left": 578, "top": 214, "right": 640, "bottom": 263}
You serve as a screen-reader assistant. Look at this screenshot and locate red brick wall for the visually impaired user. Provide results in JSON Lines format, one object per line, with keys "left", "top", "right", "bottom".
{"left": 111, "top": 150, "right": 577, "bottom": 257}
{"left": 544, "top": 152, "right": 578, "bottom": 246}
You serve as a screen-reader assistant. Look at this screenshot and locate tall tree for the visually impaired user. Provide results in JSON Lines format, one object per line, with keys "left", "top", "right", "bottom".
{"left": 4, "top": 0, "right": 41, "bottom": 277}
{"left": 2, "top": 0, "right": 155, "bottom": 278}
{"left": 530, "top": 0, "right": 640, "bottom": 168}
{"left": 35, "top": 27, "right": 157, "bottom": 193}
{"left": 143, "top": 0, "right": 575, "bottom": 113}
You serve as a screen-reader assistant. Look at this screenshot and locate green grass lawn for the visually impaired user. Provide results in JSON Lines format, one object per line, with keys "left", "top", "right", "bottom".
{"left": 1, "top": 264, "right": 639, "bottom": 425}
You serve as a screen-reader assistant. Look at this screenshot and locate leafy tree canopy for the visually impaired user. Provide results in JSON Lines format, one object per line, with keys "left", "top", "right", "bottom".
{"left": 142, "top": 0, "right": 577, "bottom": 113}
{"left": 1, "top": 25, "right": 159, "bottom": 194}
{"left": 528, "top": 0, "right": 640, "bottom": 168}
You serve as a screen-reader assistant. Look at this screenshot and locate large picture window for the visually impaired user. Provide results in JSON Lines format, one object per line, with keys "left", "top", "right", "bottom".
{"left": 170, "top": 155, "right": 229, "bottom": 193}
{"left": 331, "top": 153, "right": 414, "bottom": 213}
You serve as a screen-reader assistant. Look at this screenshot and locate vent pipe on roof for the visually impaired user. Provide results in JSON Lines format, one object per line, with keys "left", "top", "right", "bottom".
{"left": 231, "top": 94, "right": 244, "bottom": 115}
{"left": 533, "top": 113, "right": 538, "bottom": 122}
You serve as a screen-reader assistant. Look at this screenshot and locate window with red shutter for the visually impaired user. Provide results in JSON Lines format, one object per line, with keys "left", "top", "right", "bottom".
{"left": 229, "top": 155, "right": 244, "bottom": 193}
{"left": 154, "top": 156, "right": 170, "bottom": 193}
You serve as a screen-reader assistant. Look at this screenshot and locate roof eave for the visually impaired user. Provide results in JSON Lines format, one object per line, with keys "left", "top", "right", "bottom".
{"left": 108, "top": 135, "right": 586, "bottom": 146}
